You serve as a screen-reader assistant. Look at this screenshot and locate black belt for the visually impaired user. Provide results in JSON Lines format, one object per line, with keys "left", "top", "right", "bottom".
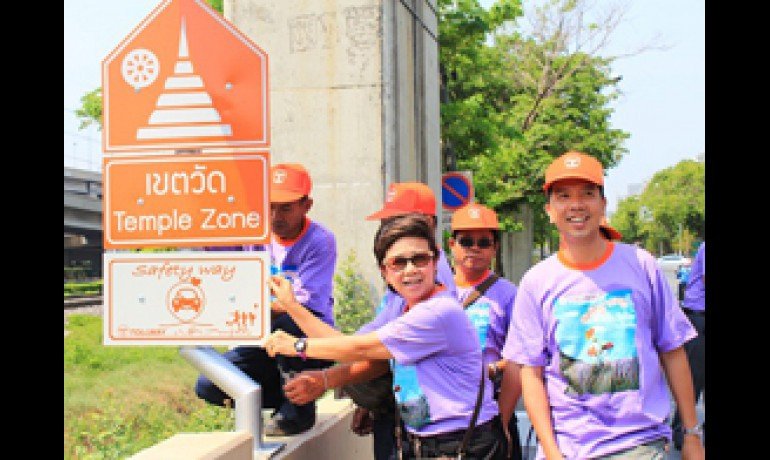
{"left": 410, "top": 416, "right": 497, "bottom": 441}
{"left": 682, "top": 308, "right": 705, "bottom": 317}
{"left": 405, "top": 416, "right": 498, "bottom": 459}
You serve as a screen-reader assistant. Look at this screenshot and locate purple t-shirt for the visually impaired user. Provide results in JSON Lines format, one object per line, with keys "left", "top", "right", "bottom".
{"left": 502, "top": 242, "right": 696, "bottom": 459}
{"left": 269, "top": 220, "right": 337, "bottom": 325}
{"left": 436, "top": 250, "right": 457, "bottom": 297}
{"left": 359, "top": 290, "right": 498, "bottom": 436}
{"left": 682, "top": 242, "right": 705, "bottom": 312}
{"left": 456, "top": 273, "right": 517, "bottom": 365}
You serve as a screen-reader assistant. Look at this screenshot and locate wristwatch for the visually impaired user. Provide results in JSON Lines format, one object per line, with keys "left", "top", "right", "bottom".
{"left": 294, "top": 337, "right": 308, "bottom": 361}
{"left": 682, "top": 422, "right": 704, "bottom": 439}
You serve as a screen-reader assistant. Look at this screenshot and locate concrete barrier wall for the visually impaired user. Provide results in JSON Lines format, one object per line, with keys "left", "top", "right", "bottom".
{"left": 130, "top": 396, "right": 373, "bottom": 460}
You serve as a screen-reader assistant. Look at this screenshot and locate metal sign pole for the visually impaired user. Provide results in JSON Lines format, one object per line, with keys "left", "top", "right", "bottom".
{"left": 179, "top": 346, "right": 284, "bottom": 458}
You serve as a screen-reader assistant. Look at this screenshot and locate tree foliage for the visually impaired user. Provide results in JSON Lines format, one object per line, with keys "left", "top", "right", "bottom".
{"left": 610, "top": 159, "right": 705, "bottom": 255}
{"left": 333, "top": 250, "right": 375, "bottom": 334}
{"left": 438, "top": 0, "right": 630, "bottom": 245}
{"left": 75, "top": 87, "right": 103, "bottom": 131}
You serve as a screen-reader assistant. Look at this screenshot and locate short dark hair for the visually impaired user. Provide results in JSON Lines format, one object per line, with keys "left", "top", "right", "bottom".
{"left": 373, "top": 214, "right": 439, "bottom": 267}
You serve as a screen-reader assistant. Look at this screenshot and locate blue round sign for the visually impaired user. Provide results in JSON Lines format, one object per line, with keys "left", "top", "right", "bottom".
{"left": 441, "top": 173, "right": 473, "bottom": 210}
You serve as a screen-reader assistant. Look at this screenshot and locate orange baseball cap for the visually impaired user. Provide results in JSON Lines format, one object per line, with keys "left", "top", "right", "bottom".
{"left": 270, "top": 163, "right": 312, "bottom": 203}
{"left": 543, "top": 151, "right": 604, "bottom": 192}
{"left": 451, "top": 203, "right": 500, "bottom": 231}
{"left": 366, "top": 182, "right": 436, "bottom": 220}
{"left": 599, "top": 217, "right": 623, "bottom": 241}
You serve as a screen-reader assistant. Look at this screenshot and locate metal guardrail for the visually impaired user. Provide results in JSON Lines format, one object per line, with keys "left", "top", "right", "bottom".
{"left": 179, "top": 346, "right": 285, "bottom": 458}
{"left": 64, "top": 295, "right": 103, "bottom": 309}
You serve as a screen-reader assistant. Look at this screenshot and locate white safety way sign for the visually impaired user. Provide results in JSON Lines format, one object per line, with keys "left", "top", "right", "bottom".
{"left": 103, "top": 251, "right": 271, "bottom": 345}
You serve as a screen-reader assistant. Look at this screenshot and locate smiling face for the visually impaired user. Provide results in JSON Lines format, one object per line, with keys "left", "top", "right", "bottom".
{"left": 380, "top": 236, "right": 437, "bottom": 305}
{"left": 545, "top": 179, "right": 606, "bottom": 243}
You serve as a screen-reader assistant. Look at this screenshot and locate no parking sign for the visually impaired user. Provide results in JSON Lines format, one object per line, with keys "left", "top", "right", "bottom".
{"left": 441, "top": 171, "right": 474, "bottom": 210}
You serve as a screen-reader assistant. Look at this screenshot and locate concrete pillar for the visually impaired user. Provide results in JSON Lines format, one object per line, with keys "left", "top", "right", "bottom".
{"left": 499, "top": 203, "right": 534, "bottom": 285}
{"left": 225, "top": 0, "right": 441, "bottom": 299}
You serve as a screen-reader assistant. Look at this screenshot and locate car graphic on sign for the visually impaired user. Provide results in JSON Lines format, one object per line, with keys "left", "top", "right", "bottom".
{"left": 172, "top": 288, "right": 202, "bottom": 313}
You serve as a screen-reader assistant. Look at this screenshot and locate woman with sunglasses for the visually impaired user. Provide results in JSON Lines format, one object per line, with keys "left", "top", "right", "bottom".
{"left": 265, "top": 214, "right": 506, "bottom": 459}
{"left": 448, "top": 203, "right": 523, "bottom": 460}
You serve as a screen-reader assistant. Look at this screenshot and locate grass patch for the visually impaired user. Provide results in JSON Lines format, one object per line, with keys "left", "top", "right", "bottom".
{"left": 64, "top": 280, "right": 103, "bottom": 298}
{"left": 64, "top": 315, "right": 234, "bottom": 459}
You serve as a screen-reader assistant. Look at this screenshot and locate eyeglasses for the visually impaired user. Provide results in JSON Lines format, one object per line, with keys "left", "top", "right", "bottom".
{"left": 457, "top": 237, "right": 493, "bottom": 249}
{"left": 383, "top": 252, "right": 435, "bottom": 271}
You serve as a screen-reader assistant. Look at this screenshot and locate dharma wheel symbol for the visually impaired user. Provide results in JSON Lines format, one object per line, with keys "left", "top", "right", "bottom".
{"left": 122, "top": 48, "right": 160, "bottom": 90}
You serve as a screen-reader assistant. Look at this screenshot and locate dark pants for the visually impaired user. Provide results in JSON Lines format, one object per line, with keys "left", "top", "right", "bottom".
{"left": 372, "top": 412, "right": 399, "bottom": 460}
{"left": 672, "top": 310, "right": 705, "bottom": 448}
{"left": 400, "top": 415, "right": 507, "bottom": 459}
{"left": 194, "top": 312, "right": 332, "bottom": 421}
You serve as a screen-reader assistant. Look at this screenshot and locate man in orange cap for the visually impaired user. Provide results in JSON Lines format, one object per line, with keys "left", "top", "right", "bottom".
{"left": 195, "top": 163, "right": 338, "bottom": 437}
{"left": 500, "top": 151, "right": 704, "bottom": 459}
{"left": 365, "top": 182, "right": 440, "bottom": 220}
{"left": 449, "top": 203, "right": 523, "bottom": 460}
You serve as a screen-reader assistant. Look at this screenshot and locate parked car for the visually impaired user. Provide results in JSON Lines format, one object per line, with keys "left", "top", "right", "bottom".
{"left": 656, "top": 254, "right": 692, "bottom": 270}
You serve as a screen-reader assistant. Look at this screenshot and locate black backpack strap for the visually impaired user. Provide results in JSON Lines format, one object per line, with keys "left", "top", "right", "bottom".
{"left": 457, "top": 272, "right": 500, "bottom": 458}
{"left": 457, "top": 365, "right": 486, "bottom": 459}
{"left": 461, "top": 273, "right": 500, "bottom": 309}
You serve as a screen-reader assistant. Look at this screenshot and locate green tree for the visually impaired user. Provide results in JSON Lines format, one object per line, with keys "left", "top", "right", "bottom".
{"left": 75, "top": 87, "right": 103, "bottom": 131}
{"left": 439, "top": 0, "right": 631, "bottom": 250}
{"left": 207, "top": 0, "right": 223, "bottom": 13}
{"left": 333, "top": 250, "right": 375, "bottom": 334}
{"left": 611, "top": 159, "right": 705, "bottom": 254}
{"left": 609, "top": 194, "right": 642, "bottom": 243}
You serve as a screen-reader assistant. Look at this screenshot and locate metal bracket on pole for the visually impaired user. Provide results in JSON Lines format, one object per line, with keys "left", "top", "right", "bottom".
{"left": 180, "top": 345, "right": 285, "bottom": 458}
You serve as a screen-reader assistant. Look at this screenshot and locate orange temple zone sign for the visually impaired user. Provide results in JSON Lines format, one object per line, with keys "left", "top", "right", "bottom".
{"left": 102, "top": 0, "right": 269, "bottom": 153}
{"left": 103, "top": 153, "right": 270, "bottom": 248}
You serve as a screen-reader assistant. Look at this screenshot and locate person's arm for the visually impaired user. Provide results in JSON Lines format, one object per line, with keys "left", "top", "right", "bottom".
{"left": 283, "top": 360, "right": 390, "bottom": 405}
{"left": 266, "top": 329, "right": 392, "bottom": 362}
{"left": 521, "top": 365, "right": 564, "bottom": 460}
{"left": 660, "top": 347, "right": 705, "bottom": 459}
{"left": 270, "top": 275, "right": 343, "bottom": 338}
{"left": 497, "top": 360, "right": 521, "bottom": 431}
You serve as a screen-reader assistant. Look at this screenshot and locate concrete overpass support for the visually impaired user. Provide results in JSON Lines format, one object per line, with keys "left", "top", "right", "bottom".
{"left": 64, "top": 166, "right": 103, "bottom": 279}
{"left": 499, "top": 203, "right": 534, "bottom": 284}
{"left": 225, "top": 0, "right": 441, "bottom": 298}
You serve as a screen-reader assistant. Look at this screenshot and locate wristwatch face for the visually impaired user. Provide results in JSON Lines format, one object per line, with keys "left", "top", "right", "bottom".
{"left": 294, "top": 338, "right": 307, "bottom": 353}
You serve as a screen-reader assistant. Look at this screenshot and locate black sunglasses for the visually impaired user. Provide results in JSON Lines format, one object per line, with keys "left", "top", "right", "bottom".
{"left": 384, "top": 252, "right": 435, "bottom": 271}
{"left": 458, "top": 236, "right": 493, "bottom": 249}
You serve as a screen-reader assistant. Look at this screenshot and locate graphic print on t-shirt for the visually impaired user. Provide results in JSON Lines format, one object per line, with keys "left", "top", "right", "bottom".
{"left": 553, "top": 289, "right": 639, "bottom": 396}
{"left": 392, "top": 361, "right": 432, "bottom": 429}
{"left": 465, "top": 301, "right": 491, "bottom": 351}
{"left": 271, "top": 261, "right": 310, "bottom": 305}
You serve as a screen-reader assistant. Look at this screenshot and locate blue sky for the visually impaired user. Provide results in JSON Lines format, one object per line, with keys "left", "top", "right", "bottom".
{"left": 64, "top": 0, "right": 704, "bottom": 214}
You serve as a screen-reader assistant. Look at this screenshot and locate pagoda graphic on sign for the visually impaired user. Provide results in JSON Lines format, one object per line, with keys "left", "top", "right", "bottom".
{"left": 102, "top": 0, "right": 269, "bottom": 153}
{"left": 128, "top": 18, "right": 232, "bottom": 141}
